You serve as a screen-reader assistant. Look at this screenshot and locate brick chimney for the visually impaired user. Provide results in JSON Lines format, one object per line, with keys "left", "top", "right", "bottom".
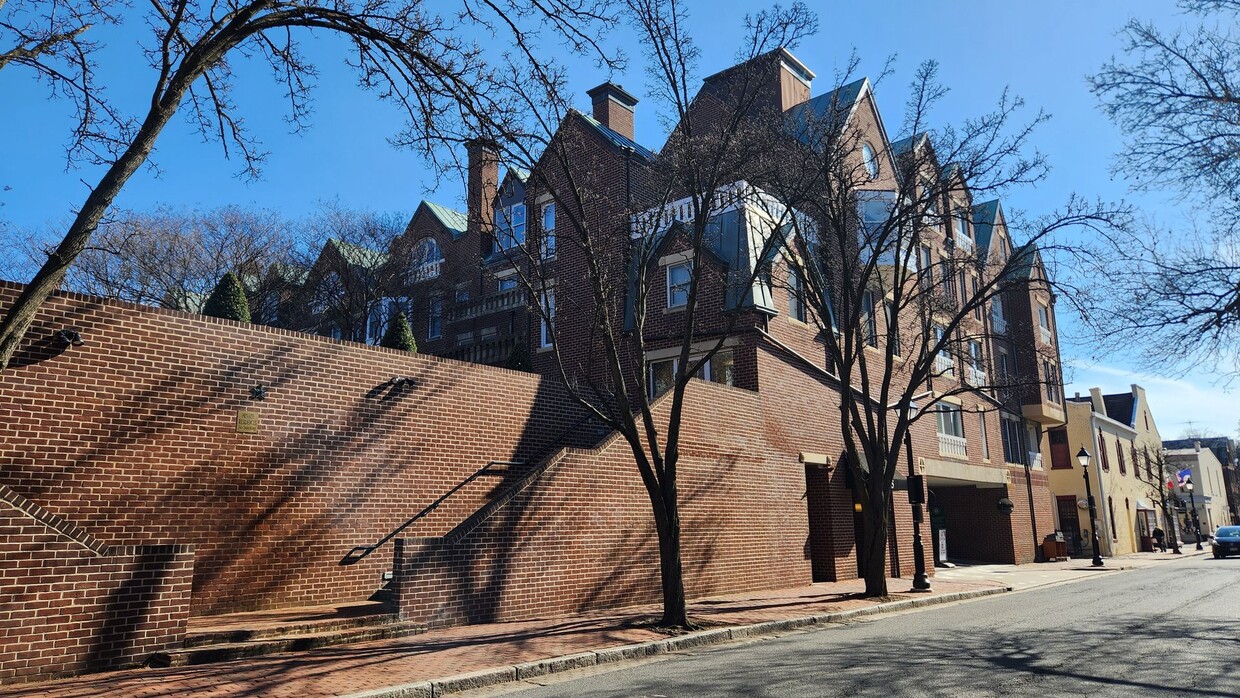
{"left": 465, "top": 138, "right": 499, "bottom": 240}
{"left": 586, "top": 82, "right": 639, "bottom": 140}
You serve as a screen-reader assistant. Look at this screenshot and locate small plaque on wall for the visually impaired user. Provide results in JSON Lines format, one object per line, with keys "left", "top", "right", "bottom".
{"left": 236, "top": 411, "right": 260, "bottom": 434}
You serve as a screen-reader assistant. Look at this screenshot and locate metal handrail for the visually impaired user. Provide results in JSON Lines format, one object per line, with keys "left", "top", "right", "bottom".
{"left": 338, "top": 460, "right": 523, "bottom": 566}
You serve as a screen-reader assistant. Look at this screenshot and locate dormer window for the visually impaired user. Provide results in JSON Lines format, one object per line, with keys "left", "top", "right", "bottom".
{"left": 862, "top": 142, "right": 879, "bottom": 180}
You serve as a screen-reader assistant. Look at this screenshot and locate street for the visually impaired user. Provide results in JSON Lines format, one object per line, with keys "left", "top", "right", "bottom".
{"left": 488, "top": 556, "right": 1240, "bottom": 697}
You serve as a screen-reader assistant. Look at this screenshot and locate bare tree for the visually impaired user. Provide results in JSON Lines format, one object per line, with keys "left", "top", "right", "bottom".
{"left": 46, "top": 206, "right": 297, "bottom": 312}
{"left": 1083, "top": 0, "right": 1240, "bottom": 377}
{"left": 0, "top": 0, "right": 620, "bottom": 370}
{"left": 295, "top": 203, "right": 405, "bottom": 343}
{"left": 485, "top": 0, "right": 816, "bottom": 627}
{"left": 764, "top": 60, "right": 1128, "bottom": 596}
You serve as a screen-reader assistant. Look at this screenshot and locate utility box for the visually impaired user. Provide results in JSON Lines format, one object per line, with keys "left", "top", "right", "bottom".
{"left": 1043, "top": 532, "right": 1067, "bottom": 561}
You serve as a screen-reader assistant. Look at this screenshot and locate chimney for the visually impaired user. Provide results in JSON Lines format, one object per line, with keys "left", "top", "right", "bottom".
{"left": 587, "top": 82, "right": 639, "bottom": 140}
{"left": 777, "top": 49, "right": 814, "bottom": 111}
{"left": 465, "top": 138, "right": 499, "bottom": 240}
{"left": 1195, "top": 441, "right": 1202, "bottom": 453}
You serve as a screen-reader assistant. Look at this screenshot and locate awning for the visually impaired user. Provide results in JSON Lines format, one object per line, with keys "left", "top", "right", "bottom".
{"left": 1135, "top": 499, "right": 1155, "bottom": 511}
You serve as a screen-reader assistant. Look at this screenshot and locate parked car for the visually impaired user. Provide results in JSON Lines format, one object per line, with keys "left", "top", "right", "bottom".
{"left": 1212, "top": 526, "right": 1240, "bottom": 558}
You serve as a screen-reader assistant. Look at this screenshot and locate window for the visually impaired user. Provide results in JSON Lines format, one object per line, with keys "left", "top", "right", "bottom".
{"left": 667, "top": 262, "right": 691, "bottom": 308}
{"left": 497, "top": 277, "right": 518, "bottom": 292}
{"left": 858, "top": 191, "right": 895, "bottom": 235}
{"left": 862, "top": 290, "right": 878, "bottom": 347}
{"left": 1117, "top": 439, "right": 1127, "bottom": 475}
{"left": 410, "top": 237, "right": 443, "bottom": 281}
{"left": 1144, "top": 446, "right": 1153, "bottom": 480}
{"left": 1098, "top": 429, "right": 1110, "bottom": 471}
{"left": 996, "top": 348, "right": 1011, "bottom": 382}
{"left": 967, "top": 340, "right": 984, "bottom": 368}
{"left": 647, "top": 349, "right": 735, "bottom": 399}
{"left": 1043, "top": 360, "right": 1060, "bottom": 403}
{"left": 971, "top": 276, "right": 982, "bottom": 319}
{"left": 1131, "top": 444, "right": 1140, "bottom": 478}
{"left": 886, "top": 301, "right": 900, "bottom": 356}
{"left": 496, "top": 204, "right": 526, "bottom": 250}
{"left": 918, "top": 245, "right": 934, "bottom": 286}
{"left": 539, "top": 290, "right": 555, "bottom": 348}
{"left": 1001, "top": 414, "right": 1025, "bottom": 464}
{"left": 953, "top": 210, "right": 971, "bottom": 246}
{"left": 428, "top": 296, "right": 443, "bottom": 340}
{"left": 788, "top": 268, "right": 806, "bottom": 322}
{"left": 942, "top": 262, "right": 957, "bottom": 306}
{"left": 936, "top": 404, "right": 964, "bottom": 438}
{"left": 455, "top": 284, "right": 470, "bottom": 303}
{"left": 1038, "top": 304, "right": 1051, "bottom": 329}
{"left": 991, "top": 294, "right": 1007, "bottom": 333}
{"left": 979, "top": 412, "right": 990, "bottom": 460}
{"left": 933, "top": 325, "right": 954, "bottom": 375}
{"left": 862, "top": 142, "right": 879, "bottom": 179}
{"left": 540, "top": 202, "right": 556, "bottom": 260}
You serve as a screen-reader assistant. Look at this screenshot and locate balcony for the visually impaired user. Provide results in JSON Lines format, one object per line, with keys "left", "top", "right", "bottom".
{"left": 1038, "top": 325, "right": 1053, "bottom": 345}
{"left": 934, "top": 353, "right": 955, "bottom": 376}
{"left": 442, "top": 333, "right": 520, "bottom": 366}
{"left": 991, "top": 312, "right": 1007, "bottom": 334}
{"left": 410, "top": 258, "right": 443, "bottom": 282}
{"left": 938, "top": 433, "right": 968, "bottom": 459}
{"left": 447, "top": 287, "right": 527, "bottom": 323}
{"left": 966, "top": 364, "right": 987, "bottom": 386}
{"left": 1021, "top": 400, "right": 1066, "bottom": 427}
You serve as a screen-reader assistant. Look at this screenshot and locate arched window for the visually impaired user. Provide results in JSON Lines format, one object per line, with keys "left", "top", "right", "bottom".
{"left": 862, "top": 142, "right": 879, "bottom": 179}
{"left": 410, "top": 238, "right": 442, "bottom": 281}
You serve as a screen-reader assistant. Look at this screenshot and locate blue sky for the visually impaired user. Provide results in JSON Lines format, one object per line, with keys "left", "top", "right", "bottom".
{"left": 0, "top": 1, "right": 1233, "bottom": 436}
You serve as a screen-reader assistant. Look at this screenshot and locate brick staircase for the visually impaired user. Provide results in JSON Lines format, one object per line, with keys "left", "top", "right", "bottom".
{"left": 148, "top": 600, "right": 427, "bottom": 667}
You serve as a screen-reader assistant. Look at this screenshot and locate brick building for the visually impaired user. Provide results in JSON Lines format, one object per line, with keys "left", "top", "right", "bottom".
{"left": 0, "top": 48, "right": 1067, "bottom": 683}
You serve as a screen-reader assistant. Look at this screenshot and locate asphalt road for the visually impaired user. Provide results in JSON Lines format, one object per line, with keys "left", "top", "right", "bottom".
{"left": 489, "top": 556, "right": 1240, "bottom": 697}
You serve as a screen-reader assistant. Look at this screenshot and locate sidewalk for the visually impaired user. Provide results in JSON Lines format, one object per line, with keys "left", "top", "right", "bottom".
{"left": 0, "top": 578, "right": 1006, "bottom": 698}
{"left": 935, "top": 547, "right": 1210, "bottom": 591}
{"left": 6, "top": 549, "right": 1205, "bottom": 698}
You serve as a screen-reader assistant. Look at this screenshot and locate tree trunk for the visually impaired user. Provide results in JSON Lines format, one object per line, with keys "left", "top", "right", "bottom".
{"left": 859, "top": 491, "right": 890, "bottom": 597}
{"left": 656, "top": 508, "right": 688, "bottom": 627}
{"left": 0, "top": 97, "right": 181, "bottom": 370}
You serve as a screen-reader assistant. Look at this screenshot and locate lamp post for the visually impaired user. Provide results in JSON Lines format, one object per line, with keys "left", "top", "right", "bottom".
{"left": 1184, "top": 481, "right": 1204, "bottom": 551}
{"left": 1078, "top": 447, "right": 1104, "bottom": 567}
{"left": 904, "top": 418, "right": 931, "bottom": 592}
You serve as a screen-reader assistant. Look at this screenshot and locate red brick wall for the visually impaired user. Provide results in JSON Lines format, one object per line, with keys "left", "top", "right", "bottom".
{"left": 0, "top": 500, "right": 193, "bottom": 684}
{"left": 0, "top": 283, "right": 595, "bottom": 617}
{"left": 393, "top": 379, "right": 815, "bottom": 626}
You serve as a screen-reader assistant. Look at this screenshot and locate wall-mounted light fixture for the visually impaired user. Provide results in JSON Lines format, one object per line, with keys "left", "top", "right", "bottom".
{"left": 250, "top": 384, "right": 267, "bottom": 401}
{"left": 997, "top": 497, "right": 1015, "bottom": 515}
{"left": 388, "top": 376, "right": 416, "bottom": 389}
{"left": 54, "top": 329, "right": 85, "bottom": 347}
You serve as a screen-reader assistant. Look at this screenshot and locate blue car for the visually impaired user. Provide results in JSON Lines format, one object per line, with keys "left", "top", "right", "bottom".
{"left": 1213, "top": 526, "right": 1240, "bottom": 558}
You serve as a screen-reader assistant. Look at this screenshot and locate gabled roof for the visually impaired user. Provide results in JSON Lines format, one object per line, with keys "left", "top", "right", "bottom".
{"left": 573, "top": 110, "right": 657, "bottom": 161}
{"left": 890, "top": 133, "right": 929, "bottom": 158}
{"left": 972, "top": 199, "right": 1002, "bottom": 257}
{"left": 1101, "top": 392, "right": 1137, "bottom": 427}
{"left": 787, "top": 77, "right": 868, "bottom": 137}
{"left": 508, "top": 167, "right": 530, "bottom": 184}
{"left": 1006, "top": 242, "right": 1043, "bottom": 281}
{"left": 421, "top": 200, "right": 469, "bottom": 239}
{"left": 327, "top": 238, "right": 387, "bottom": 269}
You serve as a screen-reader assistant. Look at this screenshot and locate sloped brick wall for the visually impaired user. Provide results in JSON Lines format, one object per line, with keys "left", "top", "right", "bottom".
{"left": 0, "top": 495, "right": 193, "bottom": 684}
{"left": 0, "top": 283, "right": 594, "bottom": 617}
{"left": 394, "top": 379, "right": 814, "bottom": 626}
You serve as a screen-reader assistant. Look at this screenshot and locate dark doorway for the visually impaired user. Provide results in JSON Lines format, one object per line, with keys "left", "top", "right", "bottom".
{"left": 1057, "top": 495, "right": 1083, "bottom": 556}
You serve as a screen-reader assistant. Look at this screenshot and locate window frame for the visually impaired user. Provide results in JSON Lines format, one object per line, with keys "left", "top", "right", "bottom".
{"left": 667, "top": 261, "right": 691, "bottom": 309}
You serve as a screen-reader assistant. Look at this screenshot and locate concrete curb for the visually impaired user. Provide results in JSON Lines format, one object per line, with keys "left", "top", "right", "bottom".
{"left": 344, "top": 585, "right": 1010, "bottom": 698}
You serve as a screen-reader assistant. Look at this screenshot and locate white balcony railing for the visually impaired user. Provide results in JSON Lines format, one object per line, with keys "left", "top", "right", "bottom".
{"left": 991, "top": 313, "right": 1007, "bottom": 334}
{"left": 934, "top": 353, "right": 955, "bottom": 376}
{"left": 1038, "top": 326, "right": 1053, "bottom": 345}
{"left": 1027, "top": 451, "right": 1044, "bottom": 469}
{"left": 966, "top": 365, "right": 987, "bottom": 386}
{"left": 410, "top": 258, "right": 443, "bottom": 282}
{"left": 938, "top": 433, "right": 968, "bottom": 459}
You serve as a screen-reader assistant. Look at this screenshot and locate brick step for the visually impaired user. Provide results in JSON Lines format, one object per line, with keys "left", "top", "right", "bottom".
{"left": 150, "top": 619, "right": 428, "bottom": 668}
{"left": 183, "top": 608, "right": 401, "bottom": 648}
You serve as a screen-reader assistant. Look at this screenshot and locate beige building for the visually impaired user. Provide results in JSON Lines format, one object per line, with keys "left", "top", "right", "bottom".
{"left": 1046, "top": 385, "right": 1164, "bottom": 557}
{"left": 1166, "top": 444, "right": 1231, "bottom": 540}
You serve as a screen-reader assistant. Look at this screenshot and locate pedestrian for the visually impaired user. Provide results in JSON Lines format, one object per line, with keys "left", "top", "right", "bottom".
{"left": 1152, "top": 526, "right": 1166, "bottom": 552}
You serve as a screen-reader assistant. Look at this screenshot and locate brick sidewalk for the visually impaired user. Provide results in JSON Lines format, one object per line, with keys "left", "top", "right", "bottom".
{"left": 0, "top": 578, "right": 1002, "bottom": 698}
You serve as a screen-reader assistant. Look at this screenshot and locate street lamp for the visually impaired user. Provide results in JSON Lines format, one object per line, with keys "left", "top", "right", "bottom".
{"left": 1183, "top": 481, "right": 1204, "bottom": 551}
{"left": 903, "top": 409, "right": 931, "bottom": 592}
{"left": 1078, "top": 447, "right": 1104, "bottom": 567}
